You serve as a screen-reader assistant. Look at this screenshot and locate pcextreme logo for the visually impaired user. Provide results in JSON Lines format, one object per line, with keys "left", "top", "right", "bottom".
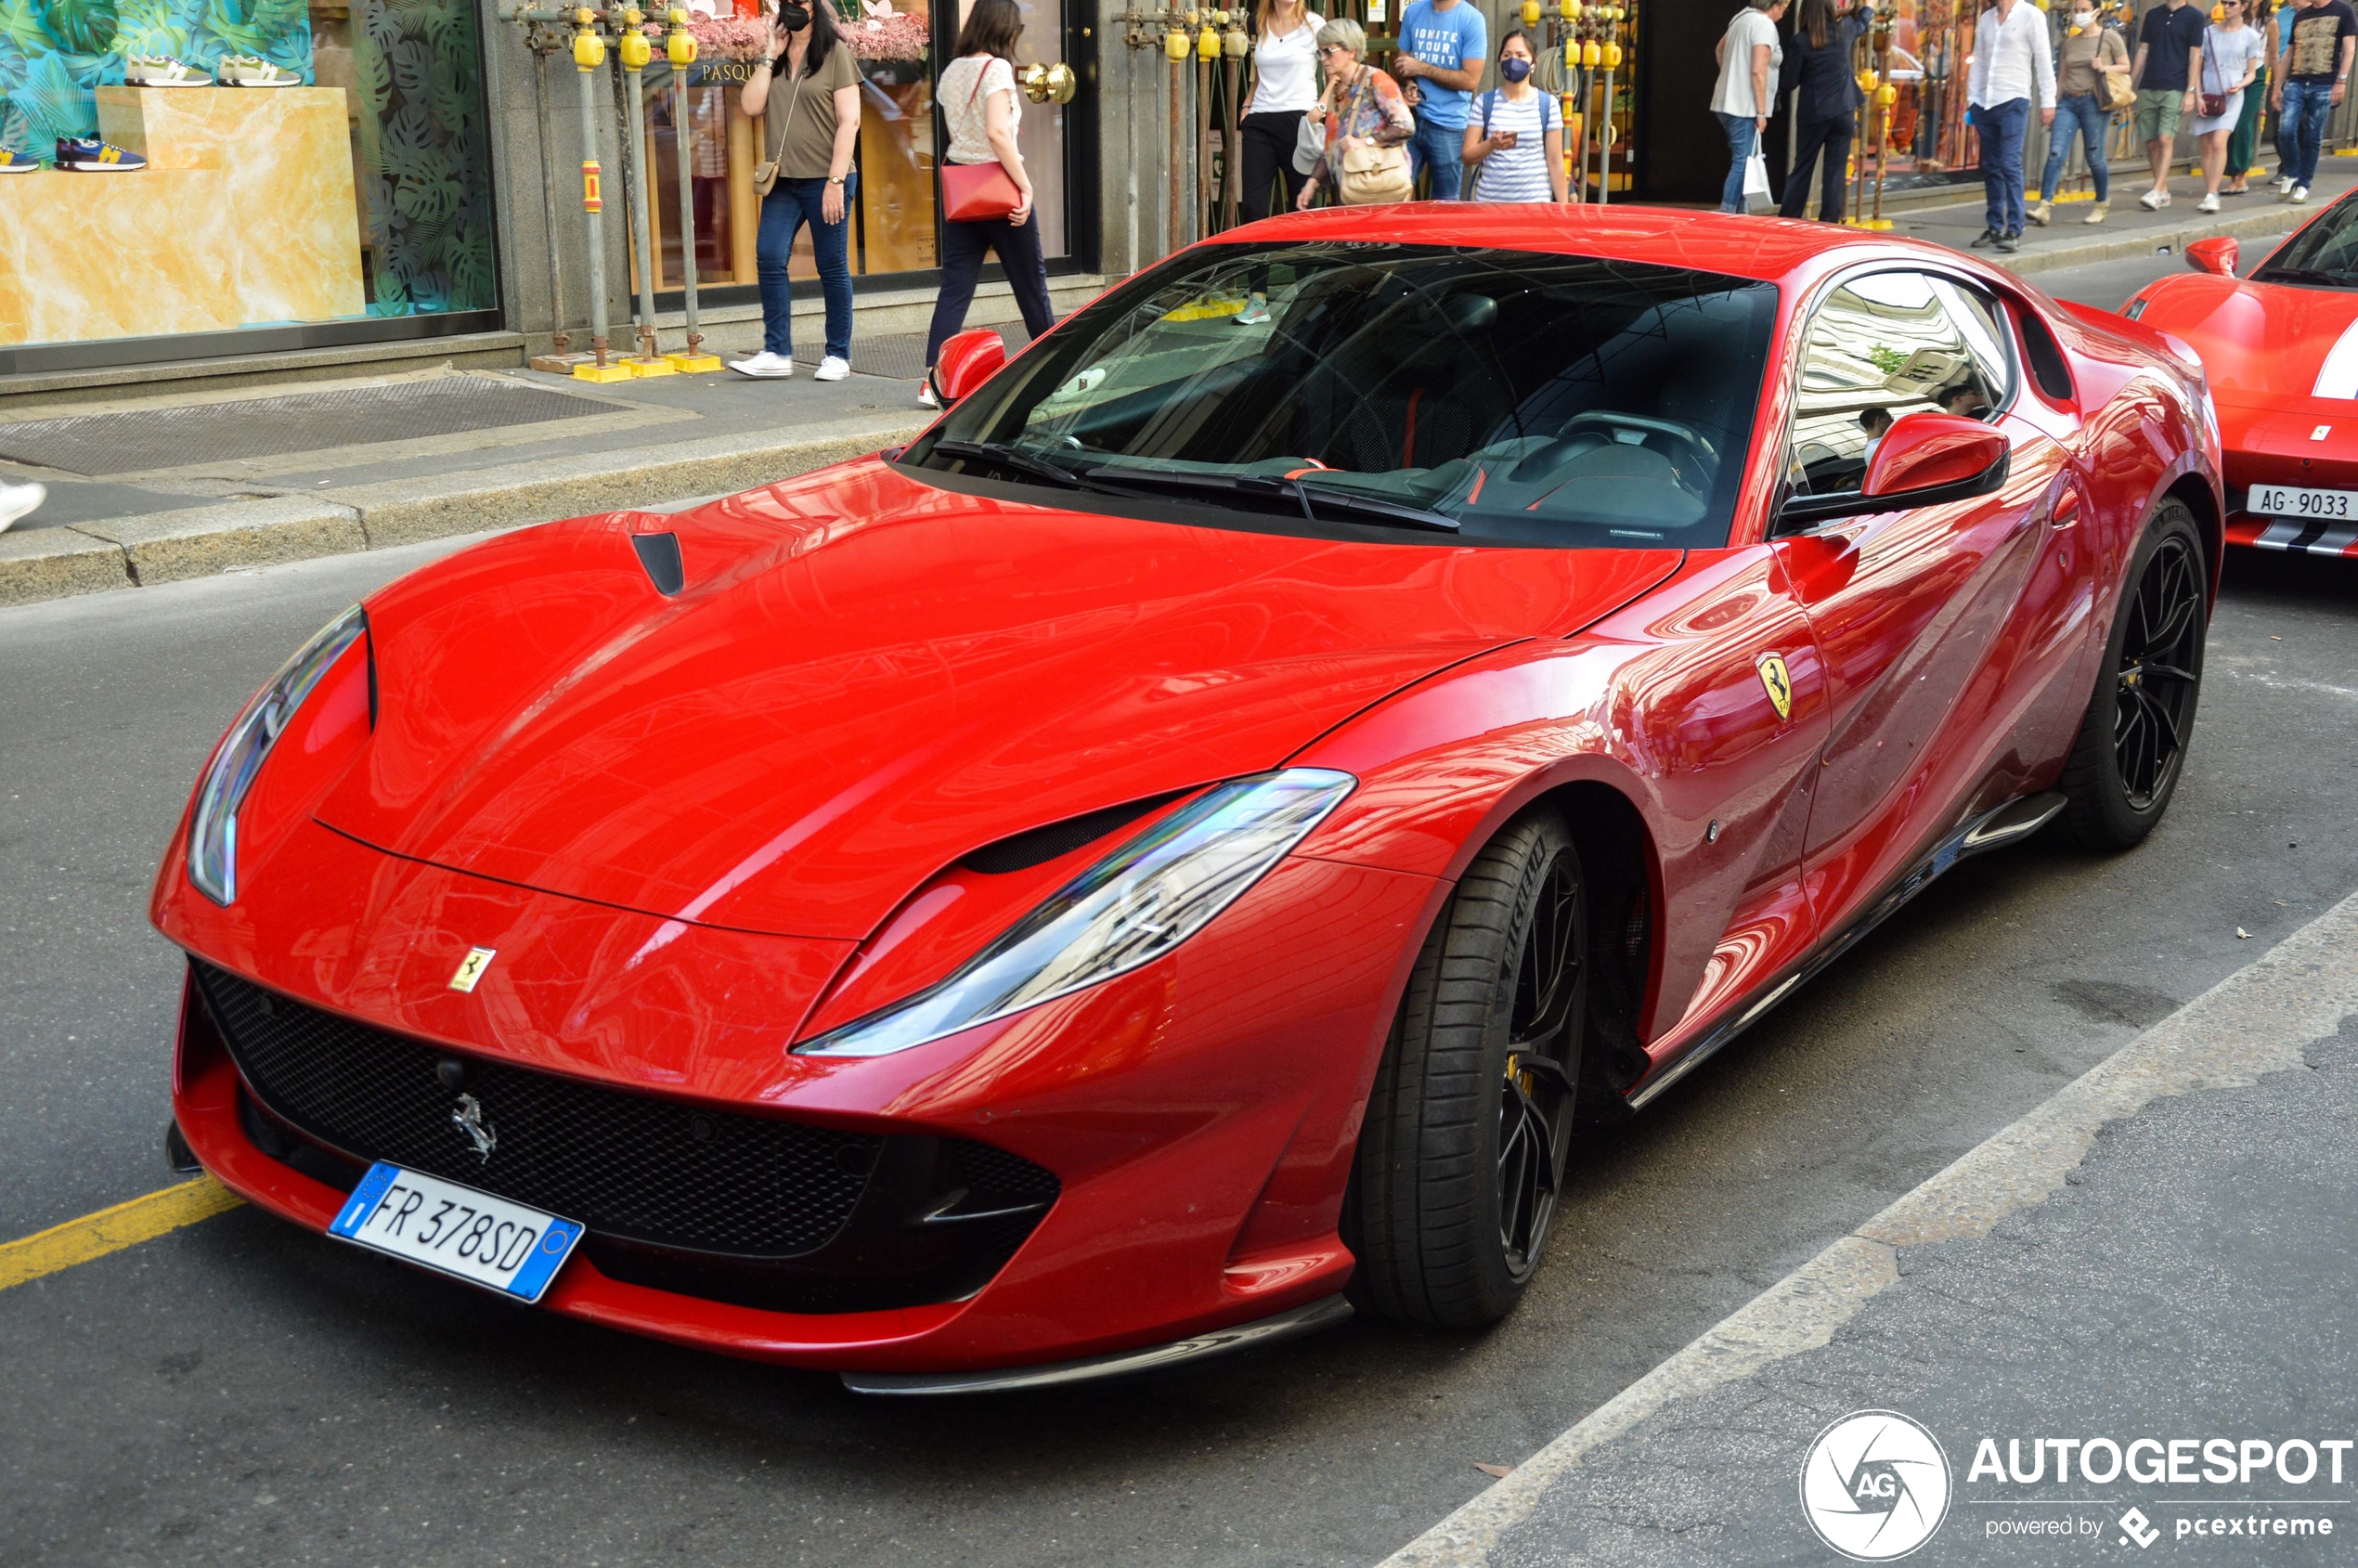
{"left": 1800, "top": 1410, "right": 1954, "bottom": 1562}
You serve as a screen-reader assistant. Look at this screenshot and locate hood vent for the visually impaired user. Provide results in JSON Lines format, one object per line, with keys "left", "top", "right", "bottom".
{"left": 962, "top": 791, "right": 1187, "bottom": 875}
{"left": 631, "top": 531, "right": 685, "bottom": 596}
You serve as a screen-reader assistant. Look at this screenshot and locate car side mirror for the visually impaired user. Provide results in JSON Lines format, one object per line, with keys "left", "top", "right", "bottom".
{"left": 1777, "top": 411, "right": 2011, "bottom": 531}
{"left": 2184, "top": 237, "right": 2238, "bottom": 278}
{"left": 1863, "top": 411, "right": 2012, "bottom": 499}
{"left": 932, "top": 329, "right": 1006, "bottom": 406}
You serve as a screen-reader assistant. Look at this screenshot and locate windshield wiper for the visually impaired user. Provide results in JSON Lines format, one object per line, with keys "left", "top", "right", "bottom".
{"left": 2251, "top": 266, "right": 2356, "bottom": 288}
{"left": 1082, "top": 466, "right": 1461, "bottom": 533}
{"left": 930, "top": 439, "right": 1100, "bottom": 491}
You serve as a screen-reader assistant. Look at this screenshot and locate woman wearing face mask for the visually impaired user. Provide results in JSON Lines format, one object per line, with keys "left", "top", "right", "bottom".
{"left": 2029, "top": 3, "right": 2128, "bottom": 225}
{"left": 731, "top": 0, "right": 862, "bottom": 380}
{"left": 1460, "top": 31, "right": 1567, "bottom": 201}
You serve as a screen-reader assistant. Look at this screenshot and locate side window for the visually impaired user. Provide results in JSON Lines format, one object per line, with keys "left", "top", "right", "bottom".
{"left": 1785, "top": 270, "right": 2015, "bottom": 500}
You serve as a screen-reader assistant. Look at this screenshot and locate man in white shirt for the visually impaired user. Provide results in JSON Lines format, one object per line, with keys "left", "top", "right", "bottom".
{"left": 1966, "top": 0, "right": 2057, "bottom": 250}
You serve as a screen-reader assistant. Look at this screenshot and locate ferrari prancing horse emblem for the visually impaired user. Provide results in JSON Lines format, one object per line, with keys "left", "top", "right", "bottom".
{"left": 448, "top": 946, "right": 497, "bottom": 993}
{"left": 1756, "top": 653, "right": 1794, "bottom": 720}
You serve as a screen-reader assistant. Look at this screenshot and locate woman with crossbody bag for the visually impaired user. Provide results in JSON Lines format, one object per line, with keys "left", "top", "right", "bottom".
{"left": 1293, "top": 18, "right": 1413, "bottom": 209}
{"left": 730, "top": 0, "right": 861, "bottom": 381}
{"left": 1460, "top": 30, "right": 1567, "bottom": 200}
{"left": 2190, "top": 0, "right": 2264, "bottom": 212}
{"left": 921, "top": 0, "right": 1056, "bottom": 408}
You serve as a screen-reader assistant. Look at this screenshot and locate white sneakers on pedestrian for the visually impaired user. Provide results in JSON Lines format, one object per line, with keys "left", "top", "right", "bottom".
{"left": 917, "top": 381, "right": 940, "bottom": 409}
{"left": 812, "top": 356, "right": 850, "bottom": 382}
{"left": 1233, "top": 299, "right": 1272, "bottom": 326}
{"left": 2274, "top": 175, "right": 2295, "bottom": 193}
{"left": 0, "top": 479, "right": 46, "bottom": 534}
{"left": 2292, "top": 185, "right": 2312, "bottom": 203}
{"left": 728, "top": 350, "right": 795, "bottom": 378}
{"left": 2139, "top": 187, "right": 2170, "bottom": 211}
{"left": 2198, "top": 192, "right": 2222, "bottom": 214}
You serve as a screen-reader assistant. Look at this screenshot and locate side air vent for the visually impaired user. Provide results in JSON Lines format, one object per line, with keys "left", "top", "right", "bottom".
{"left": 962, "top": 792, "right": 1186, "bottom": 875}
{"left": 631, "top": 531, "right": 685, "bottom": 595}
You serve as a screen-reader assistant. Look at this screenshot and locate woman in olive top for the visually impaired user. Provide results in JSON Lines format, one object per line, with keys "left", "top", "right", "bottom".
{"left": 731, "top": 0, "right": 862, "bottom": 381}
{"left": 2030, "top": 6, "right": 2130, "bottom": 225}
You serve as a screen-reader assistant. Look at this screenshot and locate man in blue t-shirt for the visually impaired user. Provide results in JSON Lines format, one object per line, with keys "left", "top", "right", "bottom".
{"left": 1394, "top": 0, "right": 1488, "bottom": 198}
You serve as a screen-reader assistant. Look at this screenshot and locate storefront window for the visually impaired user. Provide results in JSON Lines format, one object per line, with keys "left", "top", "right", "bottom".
{"left": 0, "top": 0, "right": 496, "bottom": 351}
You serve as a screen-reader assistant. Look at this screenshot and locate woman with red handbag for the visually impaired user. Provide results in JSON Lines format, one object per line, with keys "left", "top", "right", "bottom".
{"left": 922, "top": 0, "right": 1055, "bottom": 408}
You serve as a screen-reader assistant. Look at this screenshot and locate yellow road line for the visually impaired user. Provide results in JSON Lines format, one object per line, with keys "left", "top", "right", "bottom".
{"left": 0, "top": 1177, "right": 244, "bottom": 1293}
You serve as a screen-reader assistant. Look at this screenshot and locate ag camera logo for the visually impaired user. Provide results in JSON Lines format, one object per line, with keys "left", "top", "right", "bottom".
{"left": 1800, "top": 1410, "right": 1953, "bottom": 1561}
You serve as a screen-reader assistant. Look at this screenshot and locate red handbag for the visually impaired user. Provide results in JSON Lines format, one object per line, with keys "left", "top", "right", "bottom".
{"left": 939, "top": 58, "right": 1022, "bottom": 222}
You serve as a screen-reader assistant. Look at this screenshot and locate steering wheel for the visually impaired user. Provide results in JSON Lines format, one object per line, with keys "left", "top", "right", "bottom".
{"left": 1560, "top": 411, "right": 1719, "bottom": 468}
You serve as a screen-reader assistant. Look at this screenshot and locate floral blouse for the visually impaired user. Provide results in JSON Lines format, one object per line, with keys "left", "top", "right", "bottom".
{"left": 1312, "top": 65, "right": 1414, "bottom": 186}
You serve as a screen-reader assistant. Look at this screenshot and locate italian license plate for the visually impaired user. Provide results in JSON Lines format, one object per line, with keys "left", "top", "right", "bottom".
{"left": 327, "top": 1162, "right": 583, "bottom": 1302}
{"left": 2248, "top": 484, "right": 2358, "bottom": 520}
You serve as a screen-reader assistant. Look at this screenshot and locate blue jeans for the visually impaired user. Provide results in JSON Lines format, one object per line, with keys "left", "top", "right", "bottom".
{"left": 2038, "top": 93, "right": 2109, "bottom": 204}
{"left": 756, "top": 172, "right": 856, "bottom": 360}
{"left": 1406, "top": 115, "right": 1466, "bottom": 200}
{"left": 1718, "top": 110, "right": 1757, "bottom": 212}
{"left": 1976, "top": 97, "right": 2029, "bottom": 235}
{"left": 2280, "top": 78, "right": 2334, "bottom": 188}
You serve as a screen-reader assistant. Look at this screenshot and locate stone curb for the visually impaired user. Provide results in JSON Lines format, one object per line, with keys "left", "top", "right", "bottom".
{"left": 1996, "top": 198, "right": 2317, "bottom": 277}
{"left": 0, "top": 415, "right": 932, "bottom": 610}
{"left": 1377, "top": 886, "right": 2358, "bottom": 1568}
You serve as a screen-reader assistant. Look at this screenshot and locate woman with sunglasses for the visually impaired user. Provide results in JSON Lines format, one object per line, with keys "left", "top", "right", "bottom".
{"left": 1294, "top": 19, "right": 1414, "bottom": 209}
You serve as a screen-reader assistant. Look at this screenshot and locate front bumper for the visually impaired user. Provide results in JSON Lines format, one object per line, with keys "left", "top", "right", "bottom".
{"left": 160, "top": 818, "right": 1441, "bottom": 1377}
{"left": 2220, "top": 400, "right": 2358, "bottom": 554}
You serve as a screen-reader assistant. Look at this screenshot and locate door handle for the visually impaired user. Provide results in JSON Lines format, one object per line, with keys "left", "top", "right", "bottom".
{"left": 2051, "top": 486, "right": 2081, "bottom": 530}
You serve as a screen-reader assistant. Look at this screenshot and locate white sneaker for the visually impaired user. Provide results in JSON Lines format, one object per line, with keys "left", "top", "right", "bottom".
{"left": 917, "top": 381, "right": 939, "bottom": 408}
{"left": 728, "top": 350, "right": 795, "bottom": 379}
{"left": 2292, "top": 185, "right": 2312, "bottom": 203}
{"left": 812, "top": 355, "right": 851, "bottom": 382}
{"left": 1233, "top": 299, "right": 1271, "bottom": 325}
{"left": 0, "top": 479, "right": 45, "bottom": 534}
{"left": 2274, "top": 175, "right": 2295, "bottom": 193}
{"left": 2198, "top": 192, "right": 2221, "bottom": 214}
{"left": 2139, "top": 187, "right": 2170, "bottom": 210}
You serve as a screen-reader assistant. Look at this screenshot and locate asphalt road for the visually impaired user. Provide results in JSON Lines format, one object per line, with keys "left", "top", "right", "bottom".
{"left": 6, "top": 308, "right": 2357, "bottom": 1564}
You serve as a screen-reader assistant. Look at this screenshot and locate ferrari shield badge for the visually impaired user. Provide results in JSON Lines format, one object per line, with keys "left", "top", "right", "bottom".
{"left": 1756, "top": 653, "right": 1794, "bottom": 720}
{"left": 448, "top": 947, "right": 497, "bottom": 993}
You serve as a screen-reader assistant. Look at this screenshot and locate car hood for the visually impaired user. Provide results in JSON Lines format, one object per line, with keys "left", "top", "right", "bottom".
{"left": 317, "top": 461, "right": 1680, "bottom": 940}
{"left": 2141, "top": 273, "right": 2358, "bottom": 407}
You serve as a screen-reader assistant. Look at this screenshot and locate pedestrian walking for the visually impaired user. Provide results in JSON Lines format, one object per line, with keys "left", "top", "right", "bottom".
{"left": 922, "top": 0, "right": 1057, "bottom": 408}
{"left": 2131, "top": 0, "right": 2206, "bottom": 209}
{"left": 2031, "top": 3, "right": 2130, "bottom": 225}
{"left": 2271, "top": 0, "right": 2357, "bottom": 203}
{"left": 2226, "top": 3, "right": 2267, "bottom": 194}
{"left": 2268, "top": 0, "right": 2300, "bottom": 185}
{"left": 1965, "top": 0, "right": 2054, "bottom": 252}
{"left": 1237, "top": 0, "right": 1327, "bottom": 224}
{"left": 1461, "top": 31, "right": 1568, "bottom": 201}
{"left": 1294, "top": 19, "right": 1415, "bottom": 209}
{"left": 1393, "top": 0, "right": 1487, "bottom": 199}
{"left": 1779, "top": 0, "right": 1869, "bottom": 222}
{"left": 2194, "top": 0, "right": 2266, "bottom": 212}
{"left": 1710, "top": 0, "right": 1786, "bottom": 214}
{"left": 730, "top": 0, "right": 861, "bottom": 381}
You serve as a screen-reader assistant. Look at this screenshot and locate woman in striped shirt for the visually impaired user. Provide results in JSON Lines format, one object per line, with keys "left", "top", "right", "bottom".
{"left": 1460, "top": 31, "right": 1568, "bottom": 201}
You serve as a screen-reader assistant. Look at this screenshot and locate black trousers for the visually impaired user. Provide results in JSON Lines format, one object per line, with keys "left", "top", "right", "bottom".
{"left": 1779, "top": 112, "right": 1854, "bottom": 223}
{"left": 926, "top": 204, "right": 1058, "bottom": 368}
{"left": 1238, "top": 110, "right": 1313, "bottom": 223}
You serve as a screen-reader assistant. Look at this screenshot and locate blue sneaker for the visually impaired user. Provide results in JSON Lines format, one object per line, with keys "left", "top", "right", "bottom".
{"left": 0, "top": 149, "right": 37, "bottom": 174}
{"left": 54, "top": 136, "right": 146, "bottom": 172}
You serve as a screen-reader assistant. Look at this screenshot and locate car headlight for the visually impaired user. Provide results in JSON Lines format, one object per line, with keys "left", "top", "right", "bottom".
{"left": 795, "top": 768, "right": 1356, "bottom": 1058}
{"left": 188, "top": 604, "right": 369, "bottom": 906}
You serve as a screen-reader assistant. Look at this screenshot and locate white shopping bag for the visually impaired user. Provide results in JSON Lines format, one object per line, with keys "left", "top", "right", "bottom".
{"left": 1742, "top": 149, "right": 1772, "bottom": 211}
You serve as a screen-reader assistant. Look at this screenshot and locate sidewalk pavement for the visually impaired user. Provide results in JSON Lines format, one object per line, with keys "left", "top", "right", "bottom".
{"left": 4, "top": 161, "right": 2352, "bottom": 611}
{"left": 1383, "top": 889, "right": 2358, "bottom": 1567}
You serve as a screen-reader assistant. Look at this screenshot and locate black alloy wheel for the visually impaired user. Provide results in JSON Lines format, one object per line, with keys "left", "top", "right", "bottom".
{"left": 1346, "top": 808, "right": 1589, "bottom": 1328}
{"left": 2060, "top": 500, "right": 2208, "bottom": 848}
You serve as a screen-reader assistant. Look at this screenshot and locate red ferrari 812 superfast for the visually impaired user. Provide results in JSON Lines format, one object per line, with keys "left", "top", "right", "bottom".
{"left": 154, "top": 207, "right": 2220, "bottom": 1393}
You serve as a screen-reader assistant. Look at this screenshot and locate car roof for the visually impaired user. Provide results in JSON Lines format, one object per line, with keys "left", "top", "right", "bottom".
{"left": 1206, "top": 203, "right": 1936, "bottom": 287}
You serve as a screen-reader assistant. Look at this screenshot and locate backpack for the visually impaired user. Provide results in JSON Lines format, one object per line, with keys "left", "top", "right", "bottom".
{"left": 1469, "top": 89, "right": 1557, "bottom": 200}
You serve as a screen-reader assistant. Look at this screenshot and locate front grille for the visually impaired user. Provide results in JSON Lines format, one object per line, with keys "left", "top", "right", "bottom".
{"left": 194, "top": 960, "right": 876, "bottom": 1257}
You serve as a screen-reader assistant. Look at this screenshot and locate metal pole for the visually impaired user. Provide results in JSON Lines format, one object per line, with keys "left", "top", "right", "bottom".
{"left": 668, "top": 48, "right": 720, "bottom": 369}
{"left": 1169, "top": 45, "right": 1185, "bottom": 253}
{"left": 616, "top": 22, "right": 672, "bottom": 372}
{"left": 533, "top": 32, "right": 573, "bottom": 362}
{"left": 576, "top": 23, "right": 626, "bottom": 379}
{"left": 1597, "top": 63, "right": 1614, "bottom": 204}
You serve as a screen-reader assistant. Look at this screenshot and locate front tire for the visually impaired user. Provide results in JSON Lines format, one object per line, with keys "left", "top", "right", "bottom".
{"left": 2058, "top": 500, "right": 2207, "bottom": 849}
{"left": 1346, "top": 809, "right": 1587, "bottom": 1328}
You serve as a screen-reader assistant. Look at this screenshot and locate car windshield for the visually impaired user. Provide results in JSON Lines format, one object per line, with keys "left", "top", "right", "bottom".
{"left": 903, "top": 242, "right": 1781, "bottom": 549}
{"left": 2253, "top": 193, "right": 2358, "bottom": 286}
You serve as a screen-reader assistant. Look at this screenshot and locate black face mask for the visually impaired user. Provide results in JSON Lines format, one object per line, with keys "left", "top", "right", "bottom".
{"left": 778, "top": 3, "right": 811, "bottom": 30}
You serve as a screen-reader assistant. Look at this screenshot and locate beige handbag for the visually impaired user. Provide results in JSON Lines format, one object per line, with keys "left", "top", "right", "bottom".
{"left": 1332, "top": 73, "right": 1411, "bottom": 204}
{"left": 752, "top": 68, "right": 804, "bottom": 197}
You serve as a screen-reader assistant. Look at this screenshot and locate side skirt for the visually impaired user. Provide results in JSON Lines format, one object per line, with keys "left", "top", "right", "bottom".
{"left": 1623, "top": 790, "right": 2067, "bottom": 1113}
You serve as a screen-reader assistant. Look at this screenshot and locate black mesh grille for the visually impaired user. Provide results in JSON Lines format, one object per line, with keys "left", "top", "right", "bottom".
{"left": 193, "top": 959, "right": 878, "bottom": 1257}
